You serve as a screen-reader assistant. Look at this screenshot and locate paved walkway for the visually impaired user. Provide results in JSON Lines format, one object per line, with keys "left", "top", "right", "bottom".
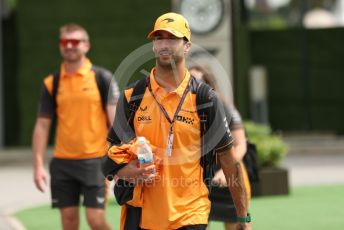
{"left": 1, "top": 135, "right": 344, "bottom": 229}
{"left": 0, "top": 149, "right": 52, "bottom": 230}
{"left": 282, "top": 134, "right": 344, "bottom": 186}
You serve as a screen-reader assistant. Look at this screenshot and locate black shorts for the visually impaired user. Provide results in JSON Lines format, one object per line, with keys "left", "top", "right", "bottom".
{"left": 49, "top": 157, "right": 106, "bottom": 209}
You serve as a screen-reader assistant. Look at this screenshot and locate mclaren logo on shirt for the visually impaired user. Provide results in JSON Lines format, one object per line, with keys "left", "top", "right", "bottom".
{"left": 176, "top": 115, "right": 194, "bottom": 125}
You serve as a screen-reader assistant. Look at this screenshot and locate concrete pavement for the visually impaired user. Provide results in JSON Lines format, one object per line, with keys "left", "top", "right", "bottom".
{"left": 0, "top": 149, "right": 48, "bottom": 230}
{"left": 282, "top": 134, "right": 344, "bottom": 186}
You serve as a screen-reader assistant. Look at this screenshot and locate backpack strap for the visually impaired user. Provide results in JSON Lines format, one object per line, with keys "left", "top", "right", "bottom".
{"left": 106, "top": 77, "right": 147, "bottom": 146}
{"left": 52, "top": 70, "right": 60, "bottom": 116}
{"left": 127, "top": 78, "right": 147, "bottom": 131}
{"left": 92, "top": 65, "right": 111, "bottom": 112}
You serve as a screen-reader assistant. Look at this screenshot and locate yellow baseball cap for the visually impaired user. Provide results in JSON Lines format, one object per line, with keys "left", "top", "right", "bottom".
{"left": 147, "top": 12, "right": 191, "bottom": 41}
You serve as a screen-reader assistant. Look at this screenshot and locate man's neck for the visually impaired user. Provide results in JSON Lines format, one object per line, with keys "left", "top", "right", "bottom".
{"left": 63, "top": 57, "right": 86, "bottom": 74}
{"left": 154, "top": 62, "right": 186, "bottom": 92}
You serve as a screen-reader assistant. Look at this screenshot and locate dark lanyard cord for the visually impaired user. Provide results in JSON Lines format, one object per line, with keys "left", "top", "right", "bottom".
{"left": 147, "top": 75, "right": 191, "bottom": 129}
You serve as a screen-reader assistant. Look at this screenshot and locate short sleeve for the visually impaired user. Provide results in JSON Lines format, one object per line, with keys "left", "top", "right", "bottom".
{"left": 226, "top": 105, "right": 243, "bottom": 131}
{"left": 202, "top": 90, "right": 234, "bottom": 154}
{"left": 108, "top": 79, "right": 120, "bottom": 105}
{"left": 37, "top": 82, "right": 54, "bottom": 118}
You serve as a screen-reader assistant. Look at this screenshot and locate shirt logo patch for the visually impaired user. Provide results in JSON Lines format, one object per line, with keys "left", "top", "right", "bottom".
{"left": 137, "top": 115, "right": 152, "bottom": 123}
{"left": 82, "top": 87, "right": 95, "bottom": 92}
{"left": 96, "top": 197, "right": 105, "bottom": 204}
{"left": 224, "top": 117, "right": 230, "bottom": 134}
{"left": 140, "top": 106, "right": 148, "bottom": 112}
{"left": 176, "top": 115, "right": 194, "bottom": 125}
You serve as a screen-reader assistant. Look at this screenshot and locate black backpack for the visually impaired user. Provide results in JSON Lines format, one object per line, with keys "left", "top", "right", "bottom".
{"left": 243, "top": 141, "right": 260, "bottom": 183}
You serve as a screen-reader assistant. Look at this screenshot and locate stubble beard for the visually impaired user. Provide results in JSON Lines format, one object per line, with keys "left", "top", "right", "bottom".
{"left": 61, "top": 50, "right": 83, "bottom": 63}
{"left": 156, "top": 54, "right": 183, "bottom": 71}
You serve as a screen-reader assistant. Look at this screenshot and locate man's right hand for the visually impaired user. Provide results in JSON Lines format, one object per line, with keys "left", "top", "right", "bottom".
{"left": 117, "top": 159, "right": 157, "bottom": 185}
{"left": 32, "top": 117, "right": 51, "bottom": 193}
{"left": 34, "top": 166, "right": 49, "bottom": 192}
{"left": 212, "top": 169, "right": 227, "bottom": 187}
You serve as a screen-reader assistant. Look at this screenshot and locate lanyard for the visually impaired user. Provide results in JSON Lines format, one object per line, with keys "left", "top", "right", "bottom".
{"left": 147, "top": 75, "right": 191, "bottom": 156}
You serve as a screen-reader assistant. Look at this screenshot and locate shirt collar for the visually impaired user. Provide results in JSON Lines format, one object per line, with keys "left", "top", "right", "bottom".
{"left": 60, "top": 58, "right": 92, "bottom": 78}
{"left": 149, "top": 68, "right": 191, "bottom": 97}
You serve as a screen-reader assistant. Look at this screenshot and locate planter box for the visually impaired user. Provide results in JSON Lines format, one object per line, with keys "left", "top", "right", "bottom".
{"left": 251, "top": 167, "right": 289, "bottom": 196}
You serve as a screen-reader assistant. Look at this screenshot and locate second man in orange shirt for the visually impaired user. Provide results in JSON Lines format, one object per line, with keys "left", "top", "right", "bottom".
{"left": 32, "top": 23, "right": 119, "bottom": 230}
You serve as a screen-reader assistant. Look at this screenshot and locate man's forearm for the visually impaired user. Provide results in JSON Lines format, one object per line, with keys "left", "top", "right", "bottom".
{"left": 232, "top": 128, "right": 247, "bottom": 160}
{"left": 218, "top": 146, "right": 248, "bottom": 217}
{"left": 32, "top": 118, "right": 51, "bottom": 168}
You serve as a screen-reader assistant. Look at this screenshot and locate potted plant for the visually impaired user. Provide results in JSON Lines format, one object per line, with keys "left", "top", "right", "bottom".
{"left": 244, "top": 121, "right": 289, "bottom": 196}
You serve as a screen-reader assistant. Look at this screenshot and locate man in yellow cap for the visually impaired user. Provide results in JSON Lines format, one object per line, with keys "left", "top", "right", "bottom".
{"left": 104, "top": 12, "right": 251, "bottom": 230}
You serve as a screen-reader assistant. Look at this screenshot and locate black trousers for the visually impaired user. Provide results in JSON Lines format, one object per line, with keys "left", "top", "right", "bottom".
{"left": 177, "top": 224, "right": 207, "bottom": 230}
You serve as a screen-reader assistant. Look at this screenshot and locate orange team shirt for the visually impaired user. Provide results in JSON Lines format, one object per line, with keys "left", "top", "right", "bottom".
{"left": 121, "top": 68, "right": 233, "bottom": 229}
{"left": 38, "top": 59, "right": 111, "bottom": 159}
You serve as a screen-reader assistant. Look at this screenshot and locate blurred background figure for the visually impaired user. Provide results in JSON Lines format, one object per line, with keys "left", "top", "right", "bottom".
{"left": 32, "top": 23, "right": 118, "bottom": 230}
{"left": 189, "top": 65, "right": 251, "bottom": 230}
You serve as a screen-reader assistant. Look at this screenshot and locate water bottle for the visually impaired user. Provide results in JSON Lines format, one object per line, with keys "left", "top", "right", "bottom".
{"left": 137, "top": 137, "right": 155, "bottom": 173}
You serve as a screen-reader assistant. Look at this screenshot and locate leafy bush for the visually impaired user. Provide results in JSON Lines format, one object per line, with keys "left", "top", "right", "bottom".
{"left": 244, "top": 121, "right": 288, "bottom": 167}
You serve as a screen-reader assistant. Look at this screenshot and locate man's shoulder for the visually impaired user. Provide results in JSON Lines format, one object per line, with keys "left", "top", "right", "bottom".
{"left": 122, "top": 79, "right": 147, "bottom": 103}
{"left": 190, "top": 77, "right": 216, "bottom": 106}
{"left": 42, "top": 74, "right": 55, "bottom": 95}
{"left": 91, "top": 65, "right": 113, "bottom": 79}
{"left": 43, "top": 73, "right": 54, "bottom": 81}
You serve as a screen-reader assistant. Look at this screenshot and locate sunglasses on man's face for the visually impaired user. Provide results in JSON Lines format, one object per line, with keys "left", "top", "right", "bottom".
{"left": 59, "top": 38, "right": 85, "bottom": 48}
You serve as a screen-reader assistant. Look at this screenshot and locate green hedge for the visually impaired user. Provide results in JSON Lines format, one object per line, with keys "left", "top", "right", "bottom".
{"left": 251, "top": 28, "right": 344, "bottom": 133}
{"left": 12, "top": 0, "right": 170, "bottom": 145}
{"left": 245, "top": 121, "right": 288, "bottom": 167}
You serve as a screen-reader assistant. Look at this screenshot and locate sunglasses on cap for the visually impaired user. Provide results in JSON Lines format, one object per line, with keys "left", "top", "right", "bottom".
{"left": 59, "top": 38, "right": 86, "bottom": 48}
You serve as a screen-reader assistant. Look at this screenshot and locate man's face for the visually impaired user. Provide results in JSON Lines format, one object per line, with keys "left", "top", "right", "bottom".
{"left": 152, "top": 31, "right": 191, "bottom": 70}
{"left": 59, "top": 30, "right": 90, "bottom": 63}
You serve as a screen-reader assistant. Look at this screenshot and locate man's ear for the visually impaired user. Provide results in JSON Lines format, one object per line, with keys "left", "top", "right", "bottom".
{"left": 184, "top": 41, "right": 192, "bottom": 53}
{"left": 83, "top": 41, "right": 91, "bottom": 54}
